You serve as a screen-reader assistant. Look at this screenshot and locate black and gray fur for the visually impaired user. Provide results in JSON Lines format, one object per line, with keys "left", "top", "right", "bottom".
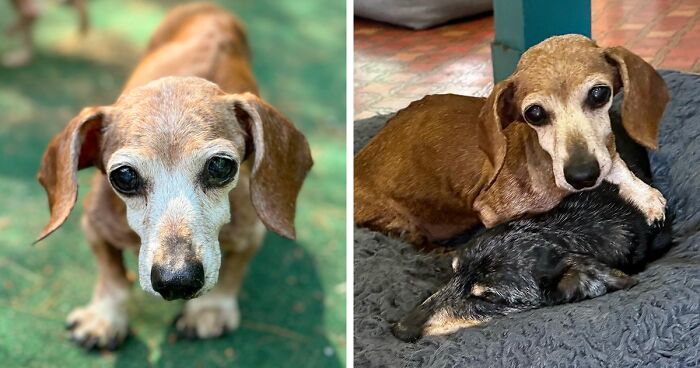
{"left": 391, "top": 110, "right": 673, "bottom": 343}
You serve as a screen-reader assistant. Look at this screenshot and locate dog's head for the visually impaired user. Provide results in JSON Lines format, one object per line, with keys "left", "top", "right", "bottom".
{"left": 482, "top": 34, "right": 668, "bottom": 191}
{"left": 391, "top": 231, "right": 636, "bottom": 342}
{"left": 35, "top": 77, "right": 312, "bottom": 300}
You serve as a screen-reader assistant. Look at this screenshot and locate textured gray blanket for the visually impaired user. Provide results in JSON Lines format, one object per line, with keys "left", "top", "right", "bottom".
{"left": 353, "top": 70, "right": 700, "bottom": 368}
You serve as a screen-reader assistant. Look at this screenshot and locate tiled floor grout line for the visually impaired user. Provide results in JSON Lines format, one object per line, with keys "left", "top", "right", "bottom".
{"left": 626, "top": 0, "right": 681, "bottom": 48}
{"left": 652, "top": 5, "right": 700, "bottom": 65}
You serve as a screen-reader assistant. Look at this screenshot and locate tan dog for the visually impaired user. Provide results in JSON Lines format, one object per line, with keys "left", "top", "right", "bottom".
{"left": 355, "top": 35, "right": 668, "bottom": 247}
{"left": 4, "top": 0, "right": 89, "bottom": 67}
{"left": 36, "top": 3, "right": 312, "bottom": 350}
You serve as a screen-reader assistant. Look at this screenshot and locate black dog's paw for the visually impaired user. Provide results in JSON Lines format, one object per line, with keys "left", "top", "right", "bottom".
{"left": 650, "top": 218, "right": 666, "bottom": 230}
{"left": 390, "top": 322, "right": 421, "bottom": 343}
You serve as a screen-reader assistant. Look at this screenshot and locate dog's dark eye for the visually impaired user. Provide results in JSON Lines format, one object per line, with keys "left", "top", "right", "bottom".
{"left": 479, "top": 291, "right": 505, "bottom": 304}
{"left": 109, "top": 166, "right": 142, "bottom": 195}
{"left": 205, "top": 156, "right": 238, "bottom": 187}
{"left": 523, "top": 105, "right": 548, "bottom": 126}
{"left": 587, "top": 86, "right": 611, "bottom": 108}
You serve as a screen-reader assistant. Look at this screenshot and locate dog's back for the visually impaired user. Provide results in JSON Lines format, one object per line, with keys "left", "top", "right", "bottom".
{"left": 354, "top": 94, "right": 497, "bottom": 246}
{"left": 124, "top": 2, "right": 257, "bottom": 95}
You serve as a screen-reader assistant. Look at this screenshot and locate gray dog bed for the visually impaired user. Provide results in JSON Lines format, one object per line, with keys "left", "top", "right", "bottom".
{"left": 353, "top": 70, "right": 700, "bottom": 367}
{"left": 355, "top": 0, "right": 492, "bottom": 30}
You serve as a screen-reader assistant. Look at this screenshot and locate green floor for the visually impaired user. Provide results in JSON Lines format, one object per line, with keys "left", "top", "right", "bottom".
{"left": 0, "top": 0, "right": 346, "bottom": 367}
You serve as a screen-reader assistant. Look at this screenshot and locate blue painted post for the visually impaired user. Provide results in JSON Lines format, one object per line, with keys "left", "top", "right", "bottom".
{"left": 491, "top": 0, "right": 592, "bottom": 82}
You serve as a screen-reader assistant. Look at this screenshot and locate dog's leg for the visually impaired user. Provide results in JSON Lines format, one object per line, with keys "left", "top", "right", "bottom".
{"left": 66, "top": 216, "right": 130, "bottom": 350}
{"left": 61, "top": 0, "right": 89, "bottom": 34}
{"left": 3, "top": 0, "right": 39, "bottom": 67}
{"left": 606, "top": 154, "right": 666, "bottom": 225}
{"left": 175, "top": 239, "right": 261, "bottom": 339}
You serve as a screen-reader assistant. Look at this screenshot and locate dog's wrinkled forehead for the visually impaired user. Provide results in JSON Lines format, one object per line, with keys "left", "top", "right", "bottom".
{"left": 103, "top": 77, "right": 246, "bottom": 162}
{"left": 513, "top": 35, "right": 617, "bottom": 99}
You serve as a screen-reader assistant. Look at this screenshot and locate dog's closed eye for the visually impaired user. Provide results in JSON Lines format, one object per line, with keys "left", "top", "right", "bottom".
{"left": 474, "top": 289, "right": 505, "bottom": 304}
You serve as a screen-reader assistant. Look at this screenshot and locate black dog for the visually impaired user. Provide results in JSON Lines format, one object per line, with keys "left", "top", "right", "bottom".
{"left": 391, "top": 116, "right": 673, "bottom": 343}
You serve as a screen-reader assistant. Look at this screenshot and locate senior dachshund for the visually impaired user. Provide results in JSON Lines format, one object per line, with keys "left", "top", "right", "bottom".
{"left": 36, "top": 3, "right": 312, "bottom": 350}
{"left": 354, "top": 35, "right": 668, "bottom": 247}
{"left": 391, "top": 118, "right": 673, "bottom": 342}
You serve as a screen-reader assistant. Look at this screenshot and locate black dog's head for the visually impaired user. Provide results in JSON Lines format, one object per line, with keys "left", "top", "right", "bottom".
{"left": 391, "top": 223, "right": 640, "bottom": 343}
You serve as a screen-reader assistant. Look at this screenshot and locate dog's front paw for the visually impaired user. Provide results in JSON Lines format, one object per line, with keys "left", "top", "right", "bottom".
{"left": 175, "top": 294, "right": 240, "bottom": 339}
{"left": 639, "top": 187, "right": 667, "bottom": 225}
{"left": 66, "top": 302, "right": 128, "bottom": 351}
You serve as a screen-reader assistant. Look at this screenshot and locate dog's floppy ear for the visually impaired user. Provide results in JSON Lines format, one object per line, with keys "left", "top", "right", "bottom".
{"left": 223, "top": 93, "right": 313, "bottom": 240}
{"left": 36, "top": 107, "right": 106, "bottom": 243}
{"left": 477, "top": 80, "right": 517, "bottom": 178}
{"left": 605, "top": 46, "right": 669, "bottom": 149}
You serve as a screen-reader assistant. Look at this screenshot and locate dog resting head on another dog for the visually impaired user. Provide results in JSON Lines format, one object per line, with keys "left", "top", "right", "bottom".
{"left": 391, "top": 118, "right": 673, "bottom": 342}
{"left": 392, "top": 182, "right": 673, "bottom": 342}
{"left": 354, "top": 34, "right": 669, "bottom": 246}
{"left": 487, "top": 34, "right": 667, "bottom": 192}
{"left": 35, "top": 76, "right": 312, "bottom": 299}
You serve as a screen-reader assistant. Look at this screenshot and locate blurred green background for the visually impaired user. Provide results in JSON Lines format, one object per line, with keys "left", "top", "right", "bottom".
{"left": 0, "top": 0, "right": 345, "bottom": 367}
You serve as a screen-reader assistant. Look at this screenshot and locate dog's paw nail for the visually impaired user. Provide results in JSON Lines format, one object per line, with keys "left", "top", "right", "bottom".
{"left": 184, "top": 327, "right": 198, "bottom": 340}
{"left": 80, "top": 335, "right": 99, "bottom": 351}
{"left": 105, "top": 337, "right": 121, "bottom": 351}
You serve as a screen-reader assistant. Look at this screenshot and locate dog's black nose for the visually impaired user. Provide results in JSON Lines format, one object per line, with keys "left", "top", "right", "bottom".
{"left": 564, "top": 159, "right": 600, "bottom": 189}
{"left": 151, "top": 261, "right": 205, "bottom": 300}
{"left": 391, "top": 321, "right": 422, "bottom": 343}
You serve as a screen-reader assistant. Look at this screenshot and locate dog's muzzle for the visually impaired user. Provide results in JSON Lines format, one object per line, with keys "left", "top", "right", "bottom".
{"left": 564, "top": 158, "right": 600, "bottom": 189}
{"left": 563, "top": 140, "right": 601, "bottom": 191}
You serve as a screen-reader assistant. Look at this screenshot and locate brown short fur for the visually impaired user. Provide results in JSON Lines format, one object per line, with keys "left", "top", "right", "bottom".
{"left": 354, "top": 35, "right": 668, "bottom": 246}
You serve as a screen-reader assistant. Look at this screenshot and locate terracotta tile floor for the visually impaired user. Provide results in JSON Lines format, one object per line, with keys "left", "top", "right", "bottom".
{"left": 354, "top": 0, "right": 700, "bottom": 119}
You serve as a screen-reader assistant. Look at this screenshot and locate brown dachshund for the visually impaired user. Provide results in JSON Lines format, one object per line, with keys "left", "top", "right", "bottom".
{"left": 36, "top": 3, "right": 312, "bottom": 350}
{"left": 354, "top": 35, "right": 668, "bottom": 247}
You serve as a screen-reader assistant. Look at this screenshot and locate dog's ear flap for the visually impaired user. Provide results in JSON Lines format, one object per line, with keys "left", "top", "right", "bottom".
{"left": 36, "top": 107, "right": 106, "bottom": 243}
{"left": 535, "top": 250, "right": 637, "bottom": 303}
{"left": 477, "top": 80, "right": 517, "bottom": 178}
{"left": 605, "top": 46, "right": 669, "bottom": 149}
{"left": 223, "top": 93, "right": 313, "bottom": 240}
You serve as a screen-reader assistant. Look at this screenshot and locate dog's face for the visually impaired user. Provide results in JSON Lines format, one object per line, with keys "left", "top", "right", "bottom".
{"left": 485, "top": 35, "right": 668, "bottom": 192}
{"left": 514, "top": 38, "right": 618, "bottom": 191}
{"left": 391, "top": 241, "right": 544, "bottom": 343}
{"left": 36, "top": 76, "right": 313, "bottom": 300}
{"left": 103, "top": 78, "right": 247, "bottom": 299}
